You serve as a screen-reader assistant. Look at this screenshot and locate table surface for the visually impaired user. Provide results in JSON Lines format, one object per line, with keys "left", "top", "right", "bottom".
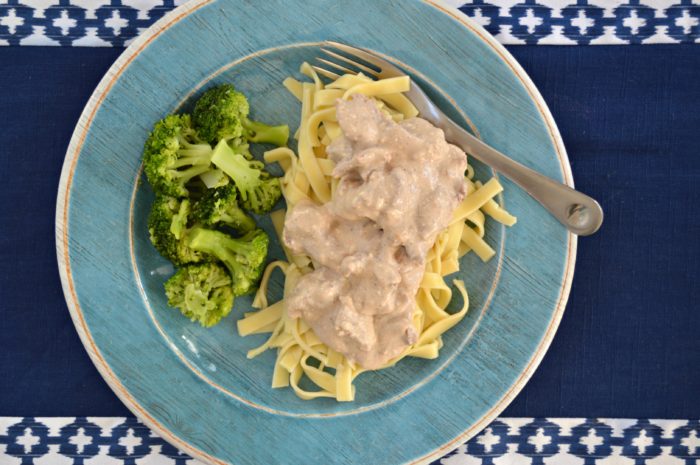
{"left": 0, "top": 44, "right": 698, "bottom": 419}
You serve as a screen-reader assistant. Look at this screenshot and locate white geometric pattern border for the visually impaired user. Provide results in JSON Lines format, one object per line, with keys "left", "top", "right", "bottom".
{"left": 1, "top": 417, "right": 698, "bottom": 464}
{"left": 0, "top": 1, "right": 698, "bottom": 47}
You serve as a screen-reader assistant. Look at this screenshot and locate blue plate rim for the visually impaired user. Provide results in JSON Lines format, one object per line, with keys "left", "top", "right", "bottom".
{"left": 55, "top": 1, "right": 577, "bottom": 464}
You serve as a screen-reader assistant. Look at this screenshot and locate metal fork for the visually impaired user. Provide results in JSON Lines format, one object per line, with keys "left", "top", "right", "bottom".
{"left": 315, "top": 41, "right": 603, "bottom": 236}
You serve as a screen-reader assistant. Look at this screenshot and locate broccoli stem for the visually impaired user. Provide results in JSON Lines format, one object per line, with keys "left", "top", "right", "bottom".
{"left": 171, "top": 156, "right": 210, "bottom": 169}
{"left": 221, "top": 210, "right": 256, "bottom": 232}
{"left": 188, "top": 227, "right": 257, "bottom": 258}
{"left": 177, "top": 148, "right": 211, "bottom": 157}
{"left": 210, "top": 140, "right": 261, "bottom": 200}
{"left": 174, "top": 165, "right": 211, "bottom": 184}
{"left": 171, "top": 140, "right": 213, "bottom": 168}
{"left": 169, "top": 199, "right": 190, "bottom": 239}
{"left": 198, "top": 169, "right": 229, "bottom": 189}
{"left": 187, "top": 227, "right": 260, "bottom": 294}
{"left": 242, "top": 117, "right": 289, "bottom": 147}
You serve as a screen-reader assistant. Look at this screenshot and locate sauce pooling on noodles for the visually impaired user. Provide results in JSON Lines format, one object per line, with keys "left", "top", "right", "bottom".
{"left": 283, "top": 95, "right": 467, "bottom": 369}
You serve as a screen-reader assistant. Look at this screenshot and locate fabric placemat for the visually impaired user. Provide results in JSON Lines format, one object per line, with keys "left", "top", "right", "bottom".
{"left": 2, "top": 417, "right": 699, "bottom": 464}
{"left": 0, "top": 0, "right": 698, "bottom": 47}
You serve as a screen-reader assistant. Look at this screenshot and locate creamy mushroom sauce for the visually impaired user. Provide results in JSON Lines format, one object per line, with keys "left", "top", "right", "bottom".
{"left": 283, "top": 95, "right": 467, "bottom": 369}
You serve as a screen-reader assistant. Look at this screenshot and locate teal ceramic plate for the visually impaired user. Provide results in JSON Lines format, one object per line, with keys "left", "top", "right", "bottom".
{"left": 56, "top": 1, "right": 576, "bottom": 464}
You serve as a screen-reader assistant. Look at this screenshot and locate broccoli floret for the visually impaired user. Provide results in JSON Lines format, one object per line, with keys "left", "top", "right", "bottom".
{"left": 148, "top": 195, "right": 205, "bottom": 265}
{"left": 193, "top": 84, "right": 289, "bottom": 147}
{"left": 187, "top": 227, "right": 269, "bottom": 296}
{"left": 143, "top": 114, "right": 214, "bottom": 197}
{"left": 193, "top": 84, "right": 248, "bottom": 144}
{"left": 210, "top": 140, "right": 282, "bottom": 214}
{"left": 164, "top": 263, "right": 234, "bottom": 327}
{"left": 192, "top": 184, "right": 256, "bottom": 233}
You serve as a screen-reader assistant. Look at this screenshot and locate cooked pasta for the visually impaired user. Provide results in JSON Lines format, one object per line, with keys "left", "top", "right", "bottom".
{"left": 236, "top": 64, "right": 516, "bottom": 401}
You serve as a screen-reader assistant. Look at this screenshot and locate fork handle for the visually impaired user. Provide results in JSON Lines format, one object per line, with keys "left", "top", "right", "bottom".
{"left": 444, "top": 124, "right": 603, "bottom": 236}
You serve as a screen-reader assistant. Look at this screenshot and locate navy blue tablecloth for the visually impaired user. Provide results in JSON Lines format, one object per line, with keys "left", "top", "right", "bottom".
{"left": 0, "top": 45, "right": 698, "bottom": 419}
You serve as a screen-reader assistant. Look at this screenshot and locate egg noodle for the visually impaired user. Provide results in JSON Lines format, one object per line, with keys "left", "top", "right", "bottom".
{"left": 236, "top": 63, "right": 517, "bottom": 401}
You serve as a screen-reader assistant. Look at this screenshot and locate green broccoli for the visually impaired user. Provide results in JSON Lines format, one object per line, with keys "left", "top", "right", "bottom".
{"left": 148, "top": 195, "right": 205, "bottom": 265}
{"left": 143, "top": 114, "right": 214, "bottom": 197}
{"left": 198, "top": 168, "right": 230, "bottom": 189}
{"left": 192, "top": 184, "right": 256, "bottom": 234}
{"left": 193, "top": 84, "right": 289, "bottom": 147}
{"left": 187, "top": 227, "right": 269, "bottom": 296}
{"left": 210, "top": 139, "right": 282, "bottom": 214}
{"left": 164, "top": 263, "right": 234, "bottom": 327}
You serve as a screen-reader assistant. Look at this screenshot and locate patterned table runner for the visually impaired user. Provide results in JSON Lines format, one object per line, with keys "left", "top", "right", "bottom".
{"left": 1, "top": 417, "right": 699, "bottom": 464}
{"left": 0, "top": 1, "right": 698, "bottom": 46}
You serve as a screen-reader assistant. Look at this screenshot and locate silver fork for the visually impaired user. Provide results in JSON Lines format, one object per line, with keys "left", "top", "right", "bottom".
{"left": 315, "top": 41, "right": 603, "bottom": 236}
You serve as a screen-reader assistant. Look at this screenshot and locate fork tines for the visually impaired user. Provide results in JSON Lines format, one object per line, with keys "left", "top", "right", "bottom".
{"left": 314, "top": 42, "right": 384, "bottom": 80}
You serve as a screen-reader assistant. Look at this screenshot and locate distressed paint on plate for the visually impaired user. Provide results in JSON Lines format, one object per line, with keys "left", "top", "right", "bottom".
{"left": 55, "top": 1, "right": 576, "bottom": 464}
